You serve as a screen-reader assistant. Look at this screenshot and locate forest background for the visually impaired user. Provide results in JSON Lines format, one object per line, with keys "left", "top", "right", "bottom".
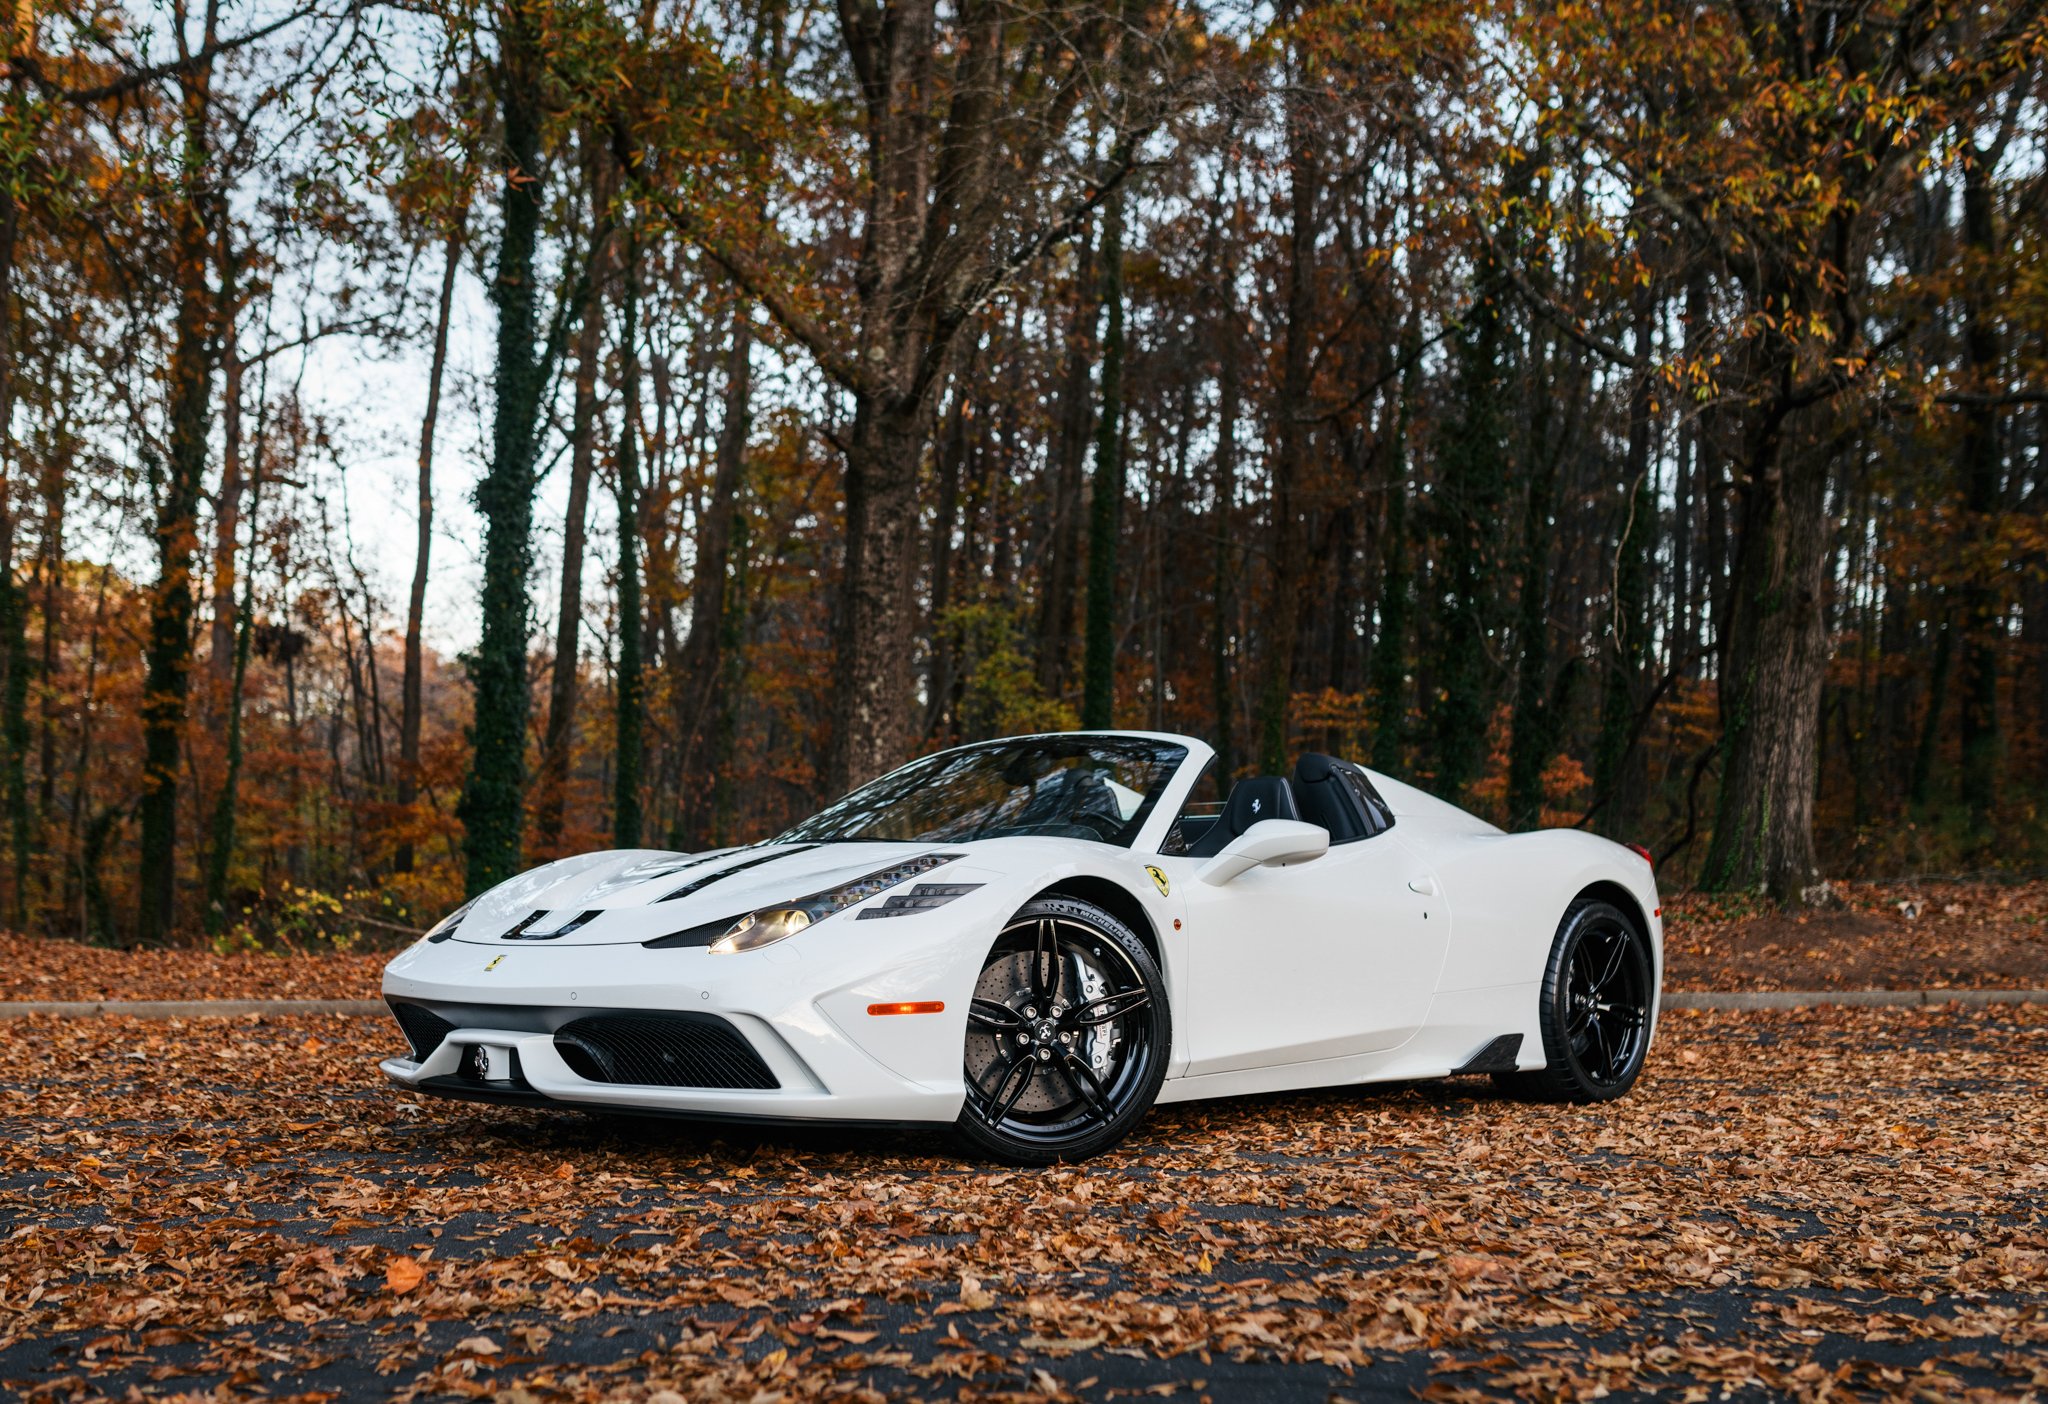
{"left": 3, "top": 0, "right": 2044, "bottom": 946}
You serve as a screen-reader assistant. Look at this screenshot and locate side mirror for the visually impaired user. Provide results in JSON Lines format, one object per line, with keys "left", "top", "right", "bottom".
{"left": 1195, "top": 819, "right": 1330, "bottom": 887}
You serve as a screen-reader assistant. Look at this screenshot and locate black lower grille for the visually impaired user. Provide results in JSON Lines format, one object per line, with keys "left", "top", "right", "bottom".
{"left": 554, "top": 1012, "right": 778, "bottom": 1090}
{"left": 392, "top": 1002, "right": 455, "bottom": 1060}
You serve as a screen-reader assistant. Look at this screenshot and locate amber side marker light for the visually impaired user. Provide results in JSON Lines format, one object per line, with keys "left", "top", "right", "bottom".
{"left": 868, "top": 1001, "right": 945, "bottom": 1016}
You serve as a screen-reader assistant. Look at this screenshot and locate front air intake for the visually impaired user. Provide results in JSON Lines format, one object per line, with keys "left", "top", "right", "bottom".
{"left": 553, "top": 1012, "right": 779, "bottom": 1090}
{"left": 391, "top": 1002, "right": 455, "bottom": 1061}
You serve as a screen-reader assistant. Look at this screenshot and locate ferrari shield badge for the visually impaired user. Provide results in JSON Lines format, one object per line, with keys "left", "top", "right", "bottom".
{"left": 484, "top": 954, "right": 505, "bottom": 972}
{"left": 1145, "top": 865, "right": 1171, "bottom": 898}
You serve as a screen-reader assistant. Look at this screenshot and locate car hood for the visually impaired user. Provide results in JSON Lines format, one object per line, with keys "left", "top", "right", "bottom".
{"left": 443, "top": 841, "right": 1000, "bottom": 947}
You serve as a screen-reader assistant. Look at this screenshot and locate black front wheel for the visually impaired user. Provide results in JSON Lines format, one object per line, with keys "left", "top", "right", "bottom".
{"left": 1497, "top": 897, "right": 1656, "bottom": 1103}
{"left": 953, "top": 896, "right": 1170, "bottom": 1165}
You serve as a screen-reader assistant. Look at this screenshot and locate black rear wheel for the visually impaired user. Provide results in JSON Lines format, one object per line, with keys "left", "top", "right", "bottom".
{"left": 1497, "top": 898, "right": 1655, "bottom": 1103}
{"left": 953, "top": 896, "right": 1169, "bottom": 1165}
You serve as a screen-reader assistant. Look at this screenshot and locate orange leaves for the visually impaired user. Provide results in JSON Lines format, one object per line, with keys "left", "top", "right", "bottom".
{"left": 383, "top": 1254, "right": 425, "bottom": 1296}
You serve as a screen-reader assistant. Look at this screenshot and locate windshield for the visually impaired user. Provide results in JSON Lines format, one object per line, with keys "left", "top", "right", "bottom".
{"left": 778, "top": 736, "right": 1189, "bottom": 847}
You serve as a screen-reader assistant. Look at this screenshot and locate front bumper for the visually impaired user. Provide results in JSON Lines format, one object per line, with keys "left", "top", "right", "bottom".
{"left": 380, "top": 1016, "right": 955, "bottom": 1124}
{"left": 379, "top": 907, "right": 1003, "bottom": 1124}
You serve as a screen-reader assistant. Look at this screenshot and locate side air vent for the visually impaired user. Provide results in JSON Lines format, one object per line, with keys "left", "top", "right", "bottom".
{"left": 391, "top": 1002, "right": 455, "bottom": 1061}
{"left": 1453, "top": 1033, "right": 1524, "bottom": 1075}
{"left": 553, "top": 1012, "right": 779, "bottom": 1090}
{"left": 855, "top": 882, "right": 984, "bottom": 918}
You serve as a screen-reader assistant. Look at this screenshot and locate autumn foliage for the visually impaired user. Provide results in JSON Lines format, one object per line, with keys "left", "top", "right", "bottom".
{"left": 0, "top": 0, "right": 2044, "bottom": 944}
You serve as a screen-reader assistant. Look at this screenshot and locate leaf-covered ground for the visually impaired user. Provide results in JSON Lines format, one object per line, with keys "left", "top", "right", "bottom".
{"left": 1660, "top": 881, "right": 2048, "bottom": 991}
{"left": 3, "top": 1005, "right": 2043, "bottom": 1402}
{"left": 0, "top": 937, "right": 387, "bottom": 1002}
{"left": 7, "top": 877, "right": 2048, "bottom": 1005}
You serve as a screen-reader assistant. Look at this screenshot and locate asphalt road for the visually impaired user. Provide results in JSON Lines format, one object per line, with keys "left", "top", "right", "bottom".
{"left": 3, "top": 1004, "right": 2043, "bottom": 1402}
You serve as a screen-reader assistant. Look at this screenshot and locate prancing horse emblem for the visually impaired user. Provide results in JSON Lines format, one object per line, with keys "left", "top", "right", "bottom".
{"left": 1251, "top": 797, "right": 1262, "bottom": 813}
{"left": 1145, "top": 865, "right": 1171, "bottom": 898}
{"left": 484, "top": 954, "right": 505, "bottom": 972}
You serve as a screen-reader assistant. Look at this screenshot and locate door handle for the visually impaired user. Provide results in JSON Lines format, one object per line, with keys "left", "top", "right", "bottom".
{"left": 1407, "top": 875, "right": 1439, "bottom": 896}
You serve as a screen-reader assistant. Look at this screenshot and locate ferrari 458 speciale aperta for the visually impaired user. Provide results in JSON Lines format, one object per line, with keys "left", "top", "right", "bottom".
{"left": 383, "top": 731, "right": 1663, "bottom": 1163}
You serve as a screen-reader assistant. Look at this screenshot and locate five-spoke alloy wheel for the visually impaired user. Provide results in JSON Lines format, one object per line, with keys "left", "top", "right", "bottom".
{"left": 954, "top": 896, "right": 1170, "bottom": 1164}
{"left": 1499, "top": 897, "right": 1656, "bottom": 1102}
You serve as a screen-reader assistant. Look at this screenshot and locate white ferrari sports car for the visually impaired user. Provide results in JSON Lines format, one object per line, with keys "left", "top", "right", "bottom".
{"left": 382, "top": 731, "right": 1663, "bottom": 1163}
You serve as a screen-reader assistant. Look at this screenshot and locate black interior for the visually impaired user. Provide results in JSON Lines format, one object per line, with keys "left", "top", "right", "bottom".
{"left": 1181, "top": 754, "right": 1393, "bottom": 859}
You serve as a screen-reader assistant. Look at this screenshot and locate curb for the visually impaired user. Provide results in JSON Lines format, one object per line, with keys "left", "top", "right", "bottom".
{"left": 1660, "top": 988, "right": 2048, "bottom": 1011}
{"left": 0, "top": 998, "right": 387, "bottom": 1019}
{"left": 0, "top": 992, "right": 2044, "bottom": 1019}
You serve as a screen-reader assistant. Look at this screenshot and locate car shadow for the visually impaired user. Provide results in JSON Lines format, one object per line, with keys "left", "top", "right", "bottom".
{"left": 381, "top": 1071, "right": 1523, "bottom": 1174}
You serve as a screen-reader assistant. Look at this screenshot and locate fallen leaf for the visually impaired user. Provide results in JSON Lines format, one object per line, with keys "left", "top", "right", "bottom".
{"left": 384, "top": 1255, "right": 424, "bottom": 1295}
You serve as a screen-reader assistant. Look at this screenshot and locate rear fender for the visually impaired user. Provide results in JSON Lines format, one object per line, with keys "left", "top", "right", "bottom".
{"left": 1424, "top": 829, "right": 1662, "bottom": 995}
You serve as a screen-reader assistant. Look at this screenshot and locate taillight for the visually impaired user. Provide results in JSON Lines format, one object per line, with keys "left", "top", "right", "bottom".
{"left": 1624, "top": 842, "right": 1654, "bottom": 868}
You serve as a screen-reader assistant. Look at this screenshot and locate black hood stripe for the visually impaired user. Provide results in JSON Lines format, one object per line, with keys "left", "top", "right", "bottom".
{"left": 654, "top": 845, "right": 821, "bottom": 903}
{"left": 658, "top": 847, "right": 748, "bottom": 876}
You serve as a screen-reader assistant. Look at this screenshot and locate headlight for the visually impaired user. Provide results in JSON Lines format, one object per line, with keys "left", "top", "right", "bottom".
{"left": 707, "top": 853, "right": 969, "bottom": 954}
{"left": 422, "top": 897, "right": 479, "bottom": 944}
{"left": 710, "top": 907, "right": 813, "bottom": 953}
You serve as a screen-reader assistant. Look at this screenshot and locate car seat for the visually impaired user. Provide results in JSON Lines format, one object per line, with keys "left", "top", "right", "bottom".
{"left": 1184, "top": 775, "right": 1301, "bottom": 858}
{"left": 1292, "top": 753, "right": 1373, "bottom": 842}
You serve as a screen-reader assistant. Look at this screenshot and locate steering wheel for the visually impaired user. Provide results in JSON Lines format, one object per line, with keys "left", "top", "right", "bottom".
{"left": 1065, "top": 808, "right": 1124, "bottom": 840}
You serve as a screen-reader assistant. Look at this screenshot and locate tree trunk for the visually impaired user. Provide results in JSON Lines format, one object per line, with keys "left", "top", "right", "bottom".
{"left": 1702, "top": 383, "right": 1729, "bottom": 679}
{"left": 395, "top": 227, "right": 462, "bottom": 876}
{"left": 924, "top": 371, "right": 970, "bottom": 739}
{"left": 207, "top": 316, "right": 244, "bottom": 697}
{"left": 1427, "top": 291, "right": 1506, "bottom": 803}
{"left": 708, "top": 505, "right": 752, "bottom": 845}
{"left": 1257, "top": 96, "right": 1319, "bottom": 774}
{"left": 63, "top": 565, "right": 111, "bottom": 935}
{"left": 535, "top": 219, "right": 610, "bottom": 854}
{"left": 1209, "top": 309, "right": 1239, "bottom": 793}
{"left": 1035, "top": 239, "right": 1097, "bottom": 701}
{"left": 203, "top": 431, "right": 267, "bottom": 929}
{"left": 0, "top": 169, "right": 24, "bottom": 926}
{"left": 458, "top": 10, "right": 548, "bottom": 896}
{"left": 1082, "top": 194, "right": 1126, "bottom": 731}
{"left": 138, "top": 62, "right": 219, "bottom": 943}
{"left": 1672, "top": 273, "right": 1707, "bottom": 669}
{"left": 1506, "top": 335, "right": 1563, "bottom": 830}
{"left": 1699, "top": 412, "right": 1831, "bottom": 903}
{"left": 1594, "top": 291, "right": 1656, "bottom": 837}
{"left": 673, "top": 298, "right": 751, "bottom": 847}
{"left": 825, "top": 402, "right": 927, "bottom": 793}
{"left": 1910, "top": 613, "right": 1952, "bottom": 809}
{"left": 35, "top": 424, "right": 64, "bottom": 830}
{"left": 612, "top": 230, "right": 645, "bottom": 848}
{"left": 1368, "top": 323, "right": 1418, "bottom": 776}
{"left": 1956, "top": 151, "right": 2003, "bottom": 828}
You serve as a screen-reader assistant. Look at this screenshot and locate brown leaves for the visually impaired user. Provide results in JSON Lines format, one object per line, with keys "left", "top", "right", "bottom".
{"left": 1663, "top": 879, "right": 2048, "bottom": 992}
{"left": 1, "top": 932, "right": 383, "bottom": 1002}
{"left": 3, "top": 1000, "right": 2046, "bottom": 1401}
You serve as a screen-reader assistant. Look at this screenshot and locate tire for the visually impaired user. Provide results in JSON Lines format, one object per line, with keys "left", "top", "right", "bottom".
{"left": 952, "top": 895, "right": 1170, "bottom": 1165}
{"left": 1495, "top": 897, "right": 1655, "bottom": 1103}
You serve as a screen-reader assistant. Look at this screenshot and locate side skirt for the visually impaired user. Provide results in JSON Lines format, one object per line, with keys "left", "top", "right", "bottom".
{"left": 1450, "top": 1033, "right": 1523, "bottom": 1075}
